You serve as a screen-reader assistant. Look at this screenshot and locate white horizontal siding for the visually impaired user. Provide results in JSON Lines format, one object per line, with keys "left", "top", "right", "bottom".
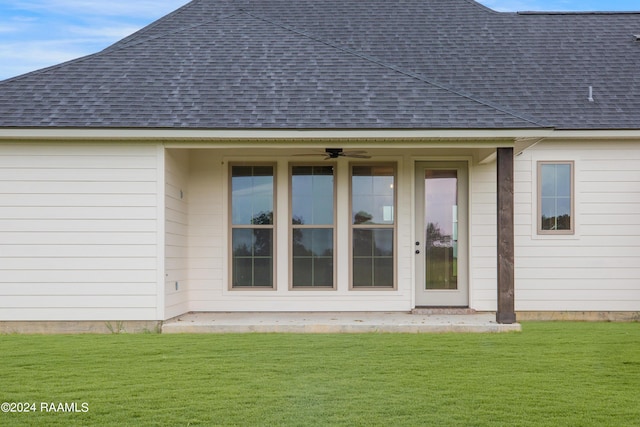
{"left": 0, "top": 143, "right": 160, "bottom": 321}
{"left": 1, "top": 283, "right": 157, "bottom": 295}
{"left": 514, "top": 140, "right": 640, "bottom": 312}
{"left": 186, "top": 150, "right": 225, "bottom": 308}
{"left": 164, "top": 149, "right": 189, "bottom": 319}
{"left": 469, "top": 162, "right": 497, "bottom": 311}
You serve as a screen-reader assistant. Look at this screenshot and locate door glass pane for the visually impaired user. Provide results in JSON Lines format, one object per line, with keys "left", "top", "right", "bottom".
{"left": 424, "top": 170, "right": 458, "bottom": 290}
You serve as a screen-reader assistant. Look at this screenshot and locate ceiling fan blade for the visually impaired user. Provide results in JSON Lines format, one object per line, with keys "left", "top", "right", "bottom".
{"left": 292, "top": 153, "right": 327, "bottom": 157}
{"left": 343, "top": 153, "right": 371, "bottom": 159}
{"left": 292, "top": 149, "right": 370, "bottom": 159}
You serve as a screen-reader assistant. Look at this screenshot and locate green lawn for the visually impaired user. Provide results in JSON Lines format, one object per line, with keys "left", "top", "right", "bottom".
{"left": 1, "top": 323, "right": 639, "bottom": 426}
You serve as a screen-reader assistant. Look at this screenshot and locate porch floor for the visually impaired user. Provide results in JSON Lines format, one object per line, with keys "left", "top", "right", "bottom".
{"left": 162, "top": 311, "right": 521, "bottom": 334}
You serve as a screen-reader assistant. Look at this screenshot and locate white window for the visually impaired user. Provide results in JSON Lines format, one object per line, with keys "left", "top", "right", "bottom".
{"left": 538, "top": 161, "right": 574, "bottom": 235}
{"left": 290, "top": 165, "right": 336, "bottom": 289}
{"left": 351, "top": 164, "right": 396, "bottom": 288}
{"left": 230, "top": 165, "right": 276, "bottom": 288}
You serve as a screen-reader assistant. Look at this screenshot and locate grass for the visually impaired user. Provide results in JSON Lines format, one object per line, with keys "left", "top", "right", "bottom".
{"left": 1, "top": 323, "right": 639, "bottom": 426}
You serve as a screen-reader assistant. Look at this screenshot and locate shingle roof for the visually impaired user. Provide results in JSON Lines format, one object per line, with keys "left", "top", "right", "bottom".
{"left": 1, "top": 0, "right": 639, "bottom": 130}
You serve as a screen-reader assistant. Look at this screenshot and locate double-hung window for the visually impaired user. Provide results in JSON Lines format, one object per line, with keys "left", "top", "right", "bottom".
{"left": 351, "top": 165, "right": 396, "bottom": 288}
{"left": 230, "top": 165, "right": 275, "bottom": 288}
{"left": 538, "top": 161, "right": 574, "bottom": 234}
{"left": 290, "top": 165, "right": 335, "bottom": 288}
{"left": 229, "top": 162, "right": 398, "bottom": 290}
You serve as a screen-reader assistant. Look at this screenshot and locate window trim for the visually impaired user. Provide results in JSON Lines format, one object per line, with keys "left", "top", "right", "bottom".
{"left": 537, "top": 160, "right": 575, "bottom": 235}
{"left": 349, "top": 162, "right": 398, "bottom": 290}
{"left": 228, "top": 162, "right": 277, "bottom": 290}
{"left": 288, "top": 163, "right": 337, "bottom": 291}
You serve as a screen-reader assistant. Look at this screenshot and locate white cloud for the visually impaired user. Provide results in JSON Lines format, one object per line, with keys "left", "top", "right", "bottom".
{"left": 0, "top": 1, "right": 188, "bottom": 80}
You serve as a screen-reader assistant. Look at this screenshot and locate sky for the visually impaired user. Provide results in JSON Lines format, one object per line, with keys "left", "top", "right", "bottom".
{"left": 0, "top": 0, "right": 638, "bottom": 81}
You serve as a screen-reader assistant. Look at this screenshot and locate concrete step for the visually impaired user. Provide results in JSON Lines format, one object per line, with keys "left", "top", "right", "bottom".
{"left": 412, "top": 308, "right": 479, "bottom": 315}
{"left": 162, "top": 311, "right": 520, "bottom": 334}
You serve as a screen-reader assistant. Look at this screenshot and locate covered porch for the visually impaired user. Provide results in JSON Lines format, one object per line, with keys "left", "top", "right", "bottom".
{"left": 163, "top": 131, "right": 537, "bottom": 324}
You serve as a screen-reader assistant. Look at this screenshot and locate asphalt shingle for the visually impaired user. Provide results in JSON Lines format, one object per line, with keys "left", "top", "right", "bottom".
{"left": 0, "top": 0, "right": 638, "bottom": 130}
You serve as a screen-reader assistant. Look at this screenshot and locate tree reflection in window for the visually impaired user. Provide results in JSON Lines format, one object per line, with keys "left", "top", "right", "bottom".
{"left": 291, "top": 165, "right": 334, "bottom": 288}
{"left": 231, "top": 165, "right": 274, "bottom": 288}
{"left": 539, "top": 162, "right": 573, "bottom": 233}
{"left": 351, "top": 165, "right": 395, "bottom": 288}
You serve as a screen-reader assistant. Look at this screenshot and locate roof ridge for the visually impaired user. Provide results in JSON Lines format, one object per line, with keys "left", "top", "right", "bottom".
{"left": 240, "top": 9, "right": 547, "bottom": 128}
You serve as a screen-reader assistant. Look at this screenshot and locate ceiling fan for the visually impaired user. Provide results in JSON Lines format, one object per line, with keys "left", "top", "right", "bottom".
{"left": 293, "top": 148, "right": 371, "bottom": 160}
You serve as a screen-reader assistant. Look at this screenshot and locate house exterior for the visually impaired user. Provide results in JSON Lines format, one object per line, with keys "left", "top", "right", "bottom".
{"left": 1, "top": 0, "right": 639, "bottom": 327}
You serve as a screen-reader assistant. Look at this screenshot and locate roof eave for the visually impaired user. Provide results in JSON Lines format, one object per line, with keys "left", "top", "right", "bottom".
{"left": 0, "top": 127, "right": 555, "bottom": 142}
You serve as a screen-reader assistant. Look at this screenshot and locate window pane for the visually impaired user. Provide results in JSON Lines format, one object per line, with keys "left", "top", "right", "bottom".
{"left": 232, "top": 228, "right": 253, "bottom": 256}
{"left": 353, "top": 258, "right": 372, "bottom": 287}
{"left": 292, "top": 166, "right": 334, "bottom": 225}
{"left": 373, "top": 229, "right": 394, "bottom": 256}
{"left": 352, "top": 228, "right": 394, "bottom": 287}
{"left": 232, "top": 166, "right": 274, "bottom": 225}
{"left": 292, "top": 228, "right": 333, "bottom": 287}
{"left": 253, "top": 229, "right": 273, "bottom": 256}
{"left": 352, "top": 166, "right": 395, "bottom": 225}
{"left": 539, "top": 163, "right": 572, "bottom": 232}
{"left": 556, "top": 164, "right": 572, "bottom": 197}
{"left": 233, "top": 258, "right": 253, "bottom": 287}
{"left": 253, "top": 258, "right": 273, "bottom": 287}
{"left": 540, "top": 164, "right": 556, "bottom": 196}
{"left": 313, "top": 258, "right": 333, "bottom": 287}
{"left": 373, "top": 257, "right": 394, "bottom": 287}
{"left": 293, "top": 258, "right": 312, "bottom": 286}
{"left": 293, "top": 229, "right": 333, "bottom": 257}
{"left": 353, "top": 229, "right": 373, "bottom": 256}
{"left": 232, "top": 228, "right": 273, "bottom": 288}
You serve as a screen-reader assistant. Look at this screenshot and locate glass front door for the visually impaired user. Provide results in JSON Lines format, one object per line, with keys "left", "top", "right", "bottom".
{"left": 415, "top": 162, "right": 468, "bottom": 306}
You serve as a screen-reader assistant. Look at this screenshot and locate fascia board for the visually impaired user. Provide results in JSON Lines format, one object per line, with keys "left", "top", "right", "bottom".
{"left": 0, "top": 128, "right": 554, "bottom": 142}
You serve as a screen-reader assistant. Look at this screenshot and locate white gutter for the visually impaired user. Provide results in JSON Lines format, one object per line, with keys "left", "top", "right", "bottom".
{"left": 0, "top": 128, "right": 554, "bottom": 141}
{"left": 1, "top": 128, "right": 638, "bottom": 145}
{"left": 543, "top": 129, "right": 640, "bottom": 140}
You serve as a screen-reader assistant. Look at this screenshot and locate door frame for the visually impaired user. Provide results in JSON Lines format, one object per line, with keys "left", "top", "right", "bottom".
{"left": 414, "top": 161, "right": 469, "bottom": 307}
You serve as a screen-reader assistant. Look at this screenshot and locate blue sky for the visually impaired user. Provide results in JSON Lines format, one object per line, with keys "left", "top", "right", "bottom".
{"left": 0, "top": 0, "right": 638, "bottom": 81}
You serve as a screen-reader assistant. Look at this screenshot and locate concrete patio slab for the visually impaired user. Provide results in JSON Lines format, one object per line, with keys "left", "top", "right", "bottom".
{"left": 162, "top": 312, "right": 522, "bottom": 334}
